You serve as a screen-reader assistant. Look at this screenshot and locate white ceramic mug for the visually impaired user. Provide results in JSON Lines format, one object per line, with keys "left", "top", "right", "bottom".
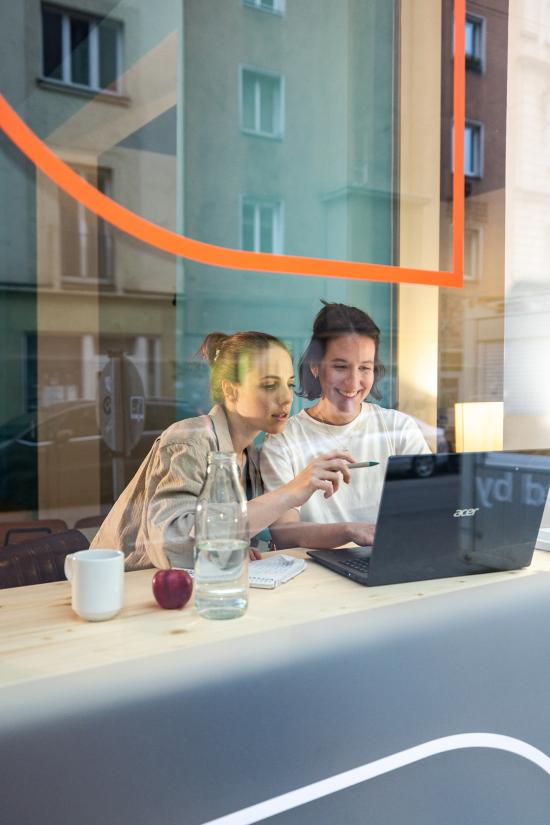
{"left": 64, "top": 549, "right": 124, "bottom": 621}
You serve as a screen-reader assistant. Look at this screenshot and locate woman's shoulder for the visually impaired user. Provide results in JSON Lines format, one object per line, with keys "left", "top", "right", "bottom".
{"left": 364, "top": 403, "right": 416, "bottom": 427}
{"left": 158, "top": 414, "right": 216, "bottom": 452}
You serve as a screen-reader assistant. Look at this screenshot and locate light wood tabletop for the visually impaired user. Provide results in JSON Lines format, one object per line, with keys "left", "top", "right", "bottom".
{"left": 2, "top": 549, "right": 550, "bottom": 689}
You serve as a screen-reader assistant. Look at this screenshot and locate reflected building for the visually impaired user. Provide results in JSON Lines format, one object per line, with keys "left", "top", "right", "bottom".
{"left": 0, "top": 0, "right": 179, "bottom": 519}
{"left": 438, "top": 0, "right": 509, "bottom": 446}
{"left": 1, "top": 0, "right": 401, "bottom": 521}
{"left": 178, "top": 0, "right": 397, "bottom": 391}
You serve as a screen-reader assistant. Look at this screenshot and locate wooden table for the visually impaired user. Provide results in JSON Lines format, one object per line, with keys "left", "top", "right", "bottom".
{"left": 3, "top": 551, "right": 550, "bottom": 825}
{"left": 2, "top": 549, "right": 550, "bottom": 688}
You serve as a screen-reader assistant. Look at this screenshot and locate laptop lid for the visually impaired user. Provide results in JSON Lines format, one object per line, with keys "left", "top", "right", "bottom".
{"left": 311, "top": 451, "right": 550, "bottom": 587}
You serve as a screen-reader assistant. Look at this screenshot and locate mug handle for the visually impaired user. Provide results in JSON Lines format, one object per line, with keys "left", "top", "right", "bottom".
{"left": 64, "top": 554, "right": 74, "bottom": 581}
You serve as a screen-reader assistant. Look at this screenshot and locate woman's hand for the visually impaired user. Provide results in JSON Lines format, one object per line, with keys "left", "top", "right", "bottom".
{"left": 285, "top": 451, "right": 355, "bottom": 508}
{"left": 345, "top": 522, "right": 376, "bottom": 547}
{"left": 249, "top": 546, "right": 262, "bottom": 561}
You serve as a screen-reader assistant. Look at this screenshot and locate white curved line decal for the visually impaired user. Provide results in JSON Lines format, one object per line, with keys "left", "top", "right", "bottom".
{"left": 200, "top": 733, "right": 550, "bottom": 825}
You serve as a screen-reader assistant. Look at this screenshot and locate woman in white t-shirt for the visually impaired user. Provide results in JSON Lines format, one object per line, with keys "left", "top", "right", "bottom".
{"left": 260, "top": 302, "right": 430, "bottom": 549}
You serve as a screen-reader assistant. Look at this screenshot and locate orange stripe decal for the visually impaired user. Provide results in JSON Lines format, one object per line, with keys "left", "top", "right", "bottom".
{"left": 453, "top": 0, "right": 465, "bottom": 283}
{"left": 0, "top": 1, "right": 464, "bottom": 287}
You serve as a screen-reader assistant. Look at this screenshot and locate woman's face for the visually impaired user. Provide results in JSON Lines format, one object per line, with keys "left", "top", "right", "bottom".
{"left": 314, "top": 334, "right": 376, "bottom": 420}
{"left": 231, "top": 345, "right": 295, "bottom": 434}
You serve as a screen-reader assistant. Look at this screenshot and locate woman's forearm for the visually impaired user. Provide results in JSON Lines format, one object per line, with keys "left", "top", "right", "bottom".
{"left": 270, "top": 521, "right": 373, "bottom": 550}
{"left": 246, "top": 487, "right": 300, "bottom": 538}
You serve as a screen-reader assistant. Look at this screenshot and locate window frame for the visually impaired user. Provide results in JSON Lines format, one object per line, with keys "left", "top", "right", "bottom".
{"left": 59, "top": 163, "right": 114, "bottom": 286}
{"left": 239, "top": 65, "right": 285, "bottom": 139}
{"left": 241, "top": 0, "right": 285, "bottom": 16}
{"left": 465, "top": 13, "right": 485, "bottom": 73}
{"left": 239, "top": 196, "right": 284, "bottom": 254}
{"left": 464, "top": 120, "right": 484, "bottom": 179}
{"left": 463, "top": 224, "right": 484, "bottom": 282}
{"left": 40, "top": 3, "right": 124, "bottom": 96}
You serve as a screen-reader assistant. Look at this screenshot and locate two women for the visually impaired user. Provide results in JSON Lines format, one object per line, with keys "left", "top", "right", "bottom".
{"left": 92, "top": 331, "right": 355, "bottom": 569}
{"left": 94, "top": 302, "right": 428, "bottom": 569}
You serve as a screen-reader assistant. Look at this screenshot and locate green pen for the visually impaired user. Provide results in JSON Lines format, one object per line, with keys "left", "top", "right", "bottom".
{"left": 347, "top": 461, "right": 380, "bottom": 470}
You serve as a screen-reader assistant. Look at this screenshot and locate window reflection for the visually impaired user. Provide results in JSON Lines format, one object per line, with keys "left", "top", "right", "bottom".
{"left": 41, "top": 4, "right": 123, "bottom": 94}
{"left": 3, "top": 0, "right": 550, "bottom": 544}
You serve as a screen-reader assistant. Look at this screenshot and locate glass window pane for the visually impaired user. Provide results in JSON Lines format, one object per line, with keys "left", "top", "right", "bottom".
{"left": 2, "top": 0, "right": 407, "bottom": 531}
{"left": 99, "top": 23, "right": 118, "bottom": 90}
{"left": 242, "top": 72, "right": 256, "bottom": 130}
{"left": 259, "top": 206, "right": 273, "bottom": 252}
{"left": 98, "top": 169, "right": 113, "bottom": 281}
{"left": 465, "top": 20, "right": 475, "bottom": 57}
{"left": 464, "top": 228, "right": 480, "bottom": 279}
{"left": 42, "top": 10, "right": 62, "bottom": 79}
{"left": 465, "top": 125, "right": 473, "bottom": 175}
{"left": 259, "top": 77, "right": 276, "bottom": 134}
{"left": 242, "top": 203, "right": 255, "bottom": 250}
{"left": 70, "top": 17, "right": 90, "bottom": 86}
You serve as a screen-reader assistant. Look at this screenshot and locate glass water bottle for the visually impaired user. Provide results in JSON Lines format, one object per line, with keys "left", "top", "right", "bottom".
{"left": 194, "top": 451, "right": 249, "bottom": 619}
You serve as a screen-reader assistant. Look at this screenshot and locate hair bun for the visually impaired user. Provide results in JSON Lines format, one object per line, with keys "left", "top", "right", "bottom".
{"left": 198, "top": 332, "right": 229, "bottom": 365}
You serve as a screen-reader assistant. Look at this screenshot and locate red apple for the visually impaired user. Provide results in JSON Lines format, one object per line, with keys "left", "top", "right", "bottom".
{"left": 152, "top": 568, "right": 193, "bottom": 610}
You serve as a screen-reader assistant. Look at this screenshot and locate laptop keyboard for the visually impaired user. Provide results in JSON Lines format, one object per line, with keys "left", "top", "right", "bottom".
{"left": 341, "top": 557, "right": 371, "bottom": 574}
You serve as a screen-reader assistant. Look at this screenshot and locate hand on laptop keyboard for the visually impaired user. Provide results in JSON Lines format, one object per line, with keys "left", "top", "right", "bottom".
{"left": 345, "top": 523, "right": 376, "bottom": 547}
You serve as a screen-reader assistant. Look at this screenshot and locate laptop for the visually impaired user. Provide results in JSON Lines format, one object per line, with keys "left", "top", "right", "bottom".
{"left": 307, "top": 450, "right": 550, "bottom": 586}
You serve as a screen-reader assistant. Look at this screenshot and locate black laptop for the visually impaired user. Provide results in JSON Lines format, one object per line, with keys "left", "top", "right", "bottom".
{"left": 307, "top": 451, "right": 550, "bottom": 586}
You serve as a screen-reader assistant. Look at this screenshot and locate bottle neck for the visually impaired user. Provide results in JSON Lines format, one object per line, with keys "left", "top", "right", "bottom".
{"left": 203, "top": 451, "right": 247, "bottom": 502}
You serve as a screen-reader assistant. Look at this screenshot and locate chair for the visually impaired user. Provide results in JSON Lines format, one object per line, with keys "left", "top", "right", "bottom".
{"left": 73, "top": 514, "right": 105, "bottom": 529}
{"left": 0, "top": 519, "right": 69, "bottom": 547}
{"left": 0, "top": 529, "right": 89, "bottom": 589}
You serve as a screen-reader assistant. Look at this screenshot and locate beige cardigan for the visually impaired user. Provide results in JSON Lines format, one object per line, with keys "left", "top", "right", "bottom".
{"left": 91, "top": 405, "right": 262, "bottom": 570}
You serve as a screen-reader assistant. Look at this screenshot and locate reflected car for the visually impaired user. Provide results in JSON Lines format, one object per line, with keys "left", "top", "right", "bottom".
{"left": 392, "top": 416, "right": 453, "bottom": 479}
{"left": 0, "top": 398, "right": 198, "bottom": 511}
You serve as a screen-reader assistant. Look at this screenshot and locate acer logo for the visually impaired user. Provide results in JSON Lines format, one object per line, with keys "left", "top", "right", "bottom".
{"left": 453, "top": 508, "right": 480, "bottom": 518}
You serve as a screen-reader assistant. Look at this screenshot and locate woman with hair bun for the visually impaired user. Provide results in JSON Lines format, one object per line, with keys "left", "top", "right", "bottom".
{"left": 92, "top": 330, "right": 363, "bottom": 570}
{"left": 261, "top": 302, "right": 430, "bottom": 548}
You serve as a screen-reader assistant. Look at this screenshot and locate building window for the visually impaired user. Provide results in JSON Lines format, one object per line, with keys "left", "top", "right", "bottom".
{"left": 242, "top": 0, "right": 285, "bottom": 14}
{"left": 465, "top": 14, "right": 484, "bottom": 72}
{"left": 41, "top": 4, "right": 123, "bottom": 94}
{"left": 241, "top": 198, "right": 283, "bottom": 253}
{"left": 464, "top": 226, "right": 483, "bottom": 281}
{"left": 59, "top": 166, "right": 114, "bottom": 284}
{"left": 464, "top": 122, "right": 483, "bottom": 178}
{"left": 240, "top": 67, "right": 284, "bottom": 138}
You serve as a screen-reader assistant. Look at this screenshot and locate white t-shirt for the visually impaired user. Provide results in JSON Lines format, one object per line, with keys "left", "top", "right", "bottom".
{"left": 260, "top": 404, "right": 430, "bottom": 524}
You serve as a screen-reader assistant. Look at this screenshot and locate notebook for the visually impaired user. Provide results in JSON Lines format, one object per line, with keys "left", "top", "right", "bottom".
{"left": 308, "top": 450, "right": 550, "bottom": 587}
{"left": 249, "top": 555, "right": 306, "bottom": 589}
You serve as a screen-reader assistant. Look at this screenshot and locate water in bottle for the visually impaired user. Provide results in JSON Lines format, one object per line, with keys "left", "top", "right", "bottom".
{"left": 194, "top": 538, "right": 248, "bottom": 618}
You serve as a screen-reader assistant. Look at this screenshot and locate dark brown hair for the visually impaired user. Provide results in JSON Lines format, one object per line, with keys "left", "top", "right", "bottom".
{"left": 199, "top": 331, "right": 290, "bottom": 404}
{"left": 298, "top": 301, "right": 385, "bottom": 400}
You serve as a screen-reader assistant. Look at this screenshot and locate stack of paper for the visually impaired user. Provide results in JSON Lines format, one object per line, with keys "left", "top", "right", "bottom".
{"left": 249, "top": 555, "right": 306, "bottom": 589}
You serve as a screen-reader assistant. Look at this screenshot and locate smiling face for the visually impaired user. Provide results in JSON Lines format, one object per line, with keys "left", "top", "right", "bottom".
{"left": 227, "top": 344, "right": 295, "bottom": 435}
{"left": 313, "top": 334, "right": 376, "bottom": 424}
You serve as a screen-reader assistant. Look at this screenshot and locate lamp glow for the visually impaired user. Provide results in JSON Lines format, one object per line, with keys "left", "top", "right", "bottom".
{"left": 454, "top": 401, "right": 503, "bottom": 452}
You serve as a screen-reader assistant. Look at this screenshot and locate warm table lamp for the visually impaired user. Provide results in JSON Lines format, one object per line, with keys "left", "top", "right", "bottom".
{"left": 454, "top": 401, "right": 504, "bottom": 452}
